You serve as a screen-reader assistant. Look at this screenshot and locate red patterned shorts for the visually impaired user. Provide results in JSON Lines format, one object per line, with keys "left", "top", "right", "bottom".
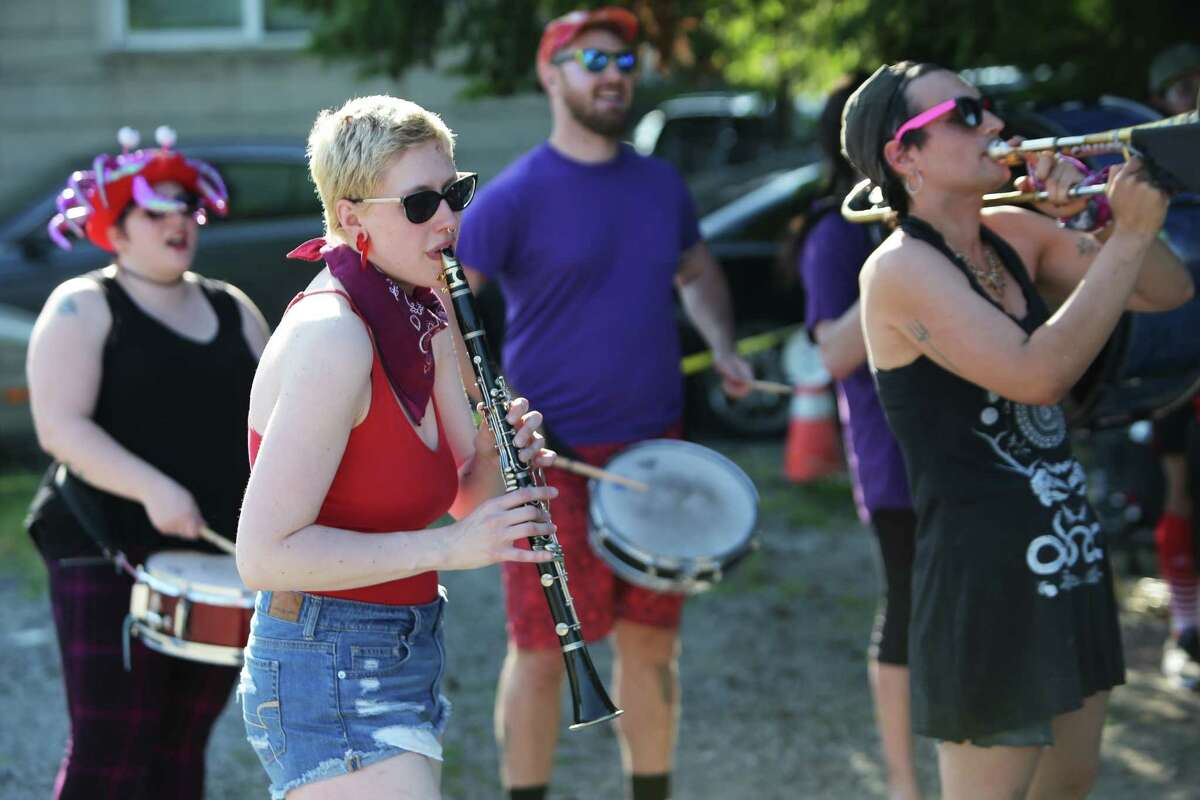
{"left": 502, "top": 431, "right": 686, "bottom": 650}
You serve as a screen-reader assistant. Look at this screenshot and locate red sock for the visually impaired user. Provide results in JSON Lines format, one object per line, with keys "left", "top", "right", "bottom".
{"left": 1155, "top": 512, "right": 1197, "bottom": 634}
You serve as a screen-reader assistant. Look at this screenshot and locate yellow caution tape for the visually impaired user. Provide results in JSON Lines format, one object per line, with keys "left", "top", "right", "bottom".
{"left": 680, "top": 324, "right": 802, "bottom": 376}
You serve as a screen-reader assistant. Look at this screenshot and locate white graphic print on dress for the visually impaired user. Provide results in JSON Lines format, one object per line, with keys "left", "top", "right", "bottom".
{"left": 975, "top": 395, "right": 1102, "bottom": 598}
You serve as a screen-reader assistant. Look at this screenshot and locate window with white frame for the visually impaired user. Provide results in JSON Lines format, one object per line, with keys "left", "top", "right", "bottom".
{"left": 110, "top": 0, "right": 313, "bottom": 50}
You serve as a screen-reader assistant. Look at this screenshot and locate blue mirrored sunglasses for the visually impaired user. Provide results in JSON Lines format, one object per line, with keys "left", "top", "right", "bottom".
{"left": 551, "top": 48, "right": 637, "bottom": 74}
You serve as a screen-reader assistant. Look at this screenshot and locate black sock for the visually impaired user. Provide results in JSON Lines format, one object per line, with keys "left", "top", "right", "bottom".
{"left": 508, "top": 787, "right": 548, "bottom": 800}
{"left": 629, "top": 773, "right": 671, "bottom": 800}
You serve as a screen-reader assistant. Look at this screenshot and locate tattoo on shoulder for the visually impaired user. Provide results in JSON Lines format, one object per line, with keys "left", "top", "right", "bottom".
{"left": 1075, "top": 235, "right": 1099, "bottom": 257}
{"left": 58, "top": 297, "right": 79, "bottom": 316}
{"left": 906, "top": 319, "right": 959, "bottom": 371}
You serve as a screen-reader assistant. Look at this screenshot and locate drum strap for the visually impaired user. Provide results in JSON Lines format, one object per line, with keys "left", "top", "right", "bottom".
{"left": 52, "top": 464, "right": 136, "bottom": 579}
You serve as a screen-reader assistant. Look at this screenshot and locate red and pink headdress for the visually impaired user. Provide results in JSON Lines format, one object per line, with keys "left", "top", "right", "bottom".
{"left": 47, "top": 126, "right": 229, "bottom": 252}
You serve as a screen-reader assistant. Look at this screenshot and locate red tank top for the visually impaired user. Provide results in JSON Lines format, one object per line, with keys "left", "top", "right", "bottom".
{"left": 248, "top": 290, "right": 458, "bottom": 605}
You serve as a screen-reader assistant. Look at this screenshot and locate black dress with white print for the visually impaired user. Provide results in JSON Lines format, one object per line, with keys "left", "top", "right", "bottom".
{"left": 875, "top": 217, "right": 1125, "bottom": 742}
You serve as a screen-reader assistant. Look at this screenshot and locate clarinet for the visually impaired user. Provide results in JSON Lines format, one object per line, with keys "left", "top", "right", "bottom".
{"left": 439, "top": 248, "right": 622, "bottom": 730}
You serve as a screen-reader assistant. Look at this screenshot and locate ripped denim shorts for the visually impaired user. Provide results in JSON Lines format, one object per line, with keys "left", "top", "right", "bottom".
{"left": 239, "top": 590, "right": 451, "bottom": 799}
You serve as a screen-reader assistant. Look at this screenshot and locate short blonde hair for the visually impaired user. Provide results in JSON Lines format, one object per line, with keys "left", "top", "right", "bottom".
{"left": 307, "top": 95, "right": 456, "bottom": 241}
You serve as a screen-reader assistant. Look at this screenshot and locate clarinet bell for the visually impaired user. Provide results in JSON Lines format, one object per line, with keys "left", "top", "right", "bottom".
{"left": 565, "top": 646, "right": 622, "bottom": 730}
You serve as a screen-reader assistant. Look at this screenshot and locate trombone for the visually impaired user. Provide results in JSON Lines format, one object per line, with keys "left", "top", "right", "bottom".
{"left": 842, "top": 109, "right": 1199, "bottom": 224}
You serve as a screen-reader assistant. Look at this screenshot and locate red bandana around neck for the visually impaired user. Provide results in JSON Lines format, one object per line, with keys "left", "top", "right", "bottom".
{"left": 287, "top": 238, "right": 448, "bottom": 423}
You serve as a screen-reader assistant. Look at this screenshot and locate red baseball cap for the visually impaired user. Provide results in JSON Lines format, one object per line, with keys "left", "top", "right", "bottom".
{"left": 537, "top": 6, "right": 638, "bottom": 66}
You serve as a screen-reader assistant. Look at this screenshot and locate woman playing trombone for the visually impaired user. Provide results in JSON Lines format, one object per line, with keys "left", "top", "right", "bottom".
{"left": 842, "top": 62, "right": 1192, "bottom": 799}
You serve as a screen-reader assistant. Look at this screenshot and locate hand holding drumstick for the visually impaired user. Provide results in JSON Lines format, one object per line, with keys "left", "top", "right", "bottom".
{"left": 198, "top": 527, "right": 237, "bottom": 555}
{"left": 552, "top": 457, "right": 650, "bottom": 492}
{"left": 746, "top": 379, "right": 794, "bottom": 395}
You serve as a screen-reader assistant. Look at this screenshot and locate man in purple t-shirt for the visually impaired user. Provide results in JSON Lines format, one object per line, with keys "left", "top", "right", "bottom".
{"left": 456, "top": 8, "right": 752, "bottom": 800}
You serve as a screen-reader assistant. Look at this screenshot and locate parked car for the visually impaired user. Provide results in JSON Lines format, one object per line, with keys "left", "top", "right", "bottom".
{"left": 685, "top": 163, "right": 822, "bottom": 436}
{"left": 0, "top": 140, "right": 324, "bottom": 450}
{"left": 0, "top": 303, "right": 36, "bottom": 449}
{"left": 632, "top": 90, "right": 820, "bottom": 214}
{"left": 0, "top": 141, "right": 324, "bottom": 325}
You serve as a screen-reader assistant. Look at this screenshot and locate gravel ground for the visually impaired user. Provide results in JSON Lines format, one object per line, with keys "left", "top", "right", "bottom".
{"left": 0, "top": 441, "right": 1196, "bottom": 799}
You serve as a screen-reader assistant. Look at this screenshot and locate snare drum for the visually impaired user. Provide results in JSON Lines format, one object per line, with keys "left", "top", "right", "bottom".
{"left": 127, "top": 550, "right": 254, "bottom": 667}
{"left": 588, "top": 439, "right": 758, "bottom": 594}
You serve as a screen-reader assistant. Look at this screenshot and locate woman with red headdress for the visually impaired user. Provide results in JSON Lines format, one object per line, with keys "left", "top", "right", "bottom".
{"left": 25, "top": 125, "right": 270, "bottom": 799}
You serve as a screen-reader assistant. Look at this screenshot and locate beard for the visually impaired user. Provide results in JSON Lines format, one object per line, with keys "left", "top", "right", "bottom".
{"left": 562, "top": 85, "right": 630, "bottom": 138}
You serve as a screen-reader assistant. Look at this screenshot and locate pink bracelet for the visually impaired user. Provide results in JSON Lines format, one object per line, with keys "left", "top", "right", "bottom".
{"left": 1059, "top": 165, "right": 1112, "bottom": 232}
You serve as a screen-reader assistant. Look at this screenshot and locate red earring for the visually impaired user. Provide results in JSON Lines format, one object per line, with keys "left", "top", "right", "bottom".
{"left": 356, "top": 232, "right": 370, "bottom": 270}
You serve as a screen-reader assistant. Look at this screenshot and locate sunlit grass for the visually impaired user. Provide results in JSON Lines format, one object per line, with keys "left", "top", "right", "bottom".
{"left": 0, "top": 468, "right": 45, "bottom": 595}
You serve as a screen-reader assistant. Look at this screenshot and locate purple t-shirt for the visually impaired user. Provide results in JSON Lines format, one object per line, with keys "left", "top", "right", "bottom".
{"left": 457, "top": 143, "right": 700, "bottom": 445}
{"left": 799, "top": 210, "right": 911, "bottom": 521}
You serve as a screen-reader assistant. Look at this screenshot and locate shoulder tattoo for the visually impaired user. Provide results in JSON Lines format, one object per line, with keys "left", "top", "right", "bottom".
{"left": 58, "top": 297, "right": 79, "bottom": 316}
{"left": 906, "top": 319, "right": 959, "bottom": 371}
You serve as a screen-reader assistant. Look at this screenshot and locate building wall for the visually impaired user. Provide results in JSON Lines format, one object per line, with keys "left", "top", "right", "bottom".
{"left": 0, "top": 0, "right": 551, "bottom": 210}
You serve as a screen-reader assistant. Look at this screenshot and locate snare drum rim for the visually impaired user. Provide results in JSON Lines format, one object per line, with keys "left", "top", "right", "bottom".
{"left": 140, "top": 552, "right": 255, "bottom": 608}
{"left": 132, "top": 624, "right": 245, "bottom": 667}
{"left": 588, "top": 438, "right": 759, "bottom": 565}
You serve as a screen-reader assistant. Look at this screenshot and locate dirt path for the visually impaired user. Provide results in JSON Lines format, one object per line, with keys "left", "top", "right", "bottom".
{"left": 0, "top": 441, "right": 1196, "bottom": 799}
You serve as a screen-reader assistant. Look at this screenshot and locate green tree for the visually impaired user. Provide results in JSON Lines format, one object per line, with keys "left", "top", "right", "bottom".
{"left": 285, "top": 0, "right": 1200, "bottom": 103}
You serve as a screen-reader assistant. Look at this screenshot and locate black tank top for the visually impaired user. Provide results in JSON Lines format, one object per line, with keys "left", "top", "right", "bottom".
{"left": 26, "top": 271, "right": 258, "bottom": 561}
{"left": 875, "top": 217, "right": 1124, "bottom": 741}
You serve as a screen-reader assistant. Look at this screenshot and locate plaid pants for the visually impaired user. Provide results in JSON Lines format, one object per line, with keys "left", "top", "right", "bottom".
{"left": 45, "top": 557, "right": 238, "bottom": 800}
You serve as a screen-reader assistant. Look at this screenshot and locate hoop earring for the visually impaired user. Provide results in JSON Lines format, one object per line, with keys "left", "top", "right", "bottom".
{"left": 356, "top": 232, "right": 370, "bottom": 271}
{"left": 904, "top": 171, "right": 924, "bottom": 196}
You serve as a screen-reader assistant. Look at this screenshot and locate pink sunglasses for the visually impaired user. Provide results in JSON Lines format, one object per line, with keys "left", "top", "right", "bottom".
{"left": 893, "top": 95, "right": 992, "bottom": 143}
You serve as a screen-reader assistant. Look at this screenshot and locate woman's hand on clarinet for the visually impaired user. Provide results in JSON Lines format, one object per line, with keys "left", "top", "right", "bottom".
{"left": 476, "top": 396, "right": 556, "bottom": 469}
{"left": 141, "top": 475, "right": 207, "bottom": 540}
{"left": 439, "top": 486, "right": 559, "bottom": 570}
{"left": 507, "top": 396, "right": 556, "bottom": 468}
{"left": 1106, "top": 157, "right": 1169, "bottom": 240}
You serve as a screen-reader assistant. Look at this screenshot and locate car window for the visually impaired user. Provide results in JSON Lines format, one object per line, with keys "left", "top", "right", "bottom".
{"left": 654, "top": 117, "right": 735, "bottom": 175}
{"left": 739, "top": 189, "right": 813, "bottom": 243}
{"left": 215, "top": 161, "right": 321, "bottom": 222}
{"left": 727, "top": 117, "right": 770, "bottom": 164}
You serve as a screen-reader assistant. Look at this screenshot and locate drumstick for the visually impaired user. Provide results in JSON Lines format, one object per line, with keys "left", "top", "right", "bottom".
{"left": 552, "top": 457, "right": 650, "bottom": 492}
{"left": 199, "top": 526, "right": 237, "bottom": 555}
{"left": 747, "top": 379, "right": 794, "bottom": 395}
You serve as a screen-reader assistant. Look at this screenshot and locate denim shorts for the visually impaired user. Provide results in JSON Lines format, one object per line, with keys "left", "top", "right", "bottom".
{"left": 239, "top": 589, "right": 451, "bottom": 799}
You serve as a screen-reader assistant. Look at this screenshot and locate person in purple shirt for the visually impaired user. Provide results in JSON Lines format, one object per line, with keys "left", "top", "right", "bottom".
{"left": 456, "top": 8, "right": 753, "bottom": 800}
{"left": 794, "top": 73, "right": 922, "bottom": 800}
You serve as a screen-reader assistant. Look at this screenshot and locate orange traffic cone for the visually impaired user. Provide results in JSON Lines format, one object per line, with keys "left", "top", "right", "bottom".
{"left": 781, "top": 331, "right": 841, "bottom": 482}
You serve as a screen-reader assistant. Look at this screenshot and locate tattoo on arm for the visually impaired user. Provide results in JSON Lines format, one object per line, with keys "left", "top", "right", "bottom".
{"left": 1075, "top": 235, "right": 1099, "bottom": 258}
{"left": 906, "top": 320, "right": 960, "bottom": 371}
{"left": 58, "top": 298, "right": 78, "bottom": 316}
